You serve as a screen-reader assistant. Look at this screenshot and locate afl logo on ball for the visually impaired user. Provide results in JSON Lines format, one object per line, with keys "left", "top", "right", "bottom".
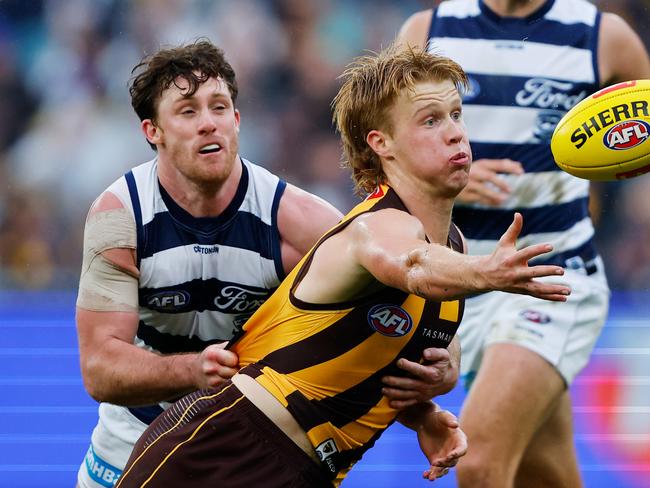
{"left": 367, "top": 304, "right": 413, "bottom": 337}
{"left": 603, "top": 120, "right": 649, "bottom": 150}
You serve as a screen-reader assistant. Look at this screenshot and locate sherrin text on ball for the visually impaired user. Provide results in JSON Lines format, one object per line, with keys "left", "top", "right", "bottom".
{"left": 551, "top": 80, "right": 650, "bottom": 180}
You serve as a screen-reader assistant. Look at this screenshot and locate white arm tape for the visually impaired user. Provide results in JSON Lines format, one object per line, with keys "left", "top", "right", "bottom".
{"left": 76, "top": 208, "right": 139, "bottom": 312}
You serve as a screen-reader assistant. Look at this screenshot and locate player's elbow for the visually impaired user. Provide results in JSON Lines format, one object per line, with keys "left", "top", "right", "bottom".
{"left": 404, "top": 248, "right": 457, "bottom": 300}
{"left": 79, "top": 353, "right": 113, "bottom": 402}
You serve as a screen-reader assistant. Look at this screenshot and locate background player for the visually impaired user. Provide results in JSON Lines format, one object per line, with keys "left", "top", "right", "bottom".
{"left": 116, "top": 44, "right": 571, "bottom": 488}
{"left": 75, "top": 40, "right": 459, "bottom": 488}
{"left": 398, "top": 0, "right": 650, "bottom": 486}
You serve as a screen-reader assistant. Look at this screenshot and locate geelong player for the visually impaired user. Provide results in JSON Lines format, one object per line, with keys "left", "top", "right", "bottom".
{"left": 398, "top": 1, "right": 650, "bottom": 486}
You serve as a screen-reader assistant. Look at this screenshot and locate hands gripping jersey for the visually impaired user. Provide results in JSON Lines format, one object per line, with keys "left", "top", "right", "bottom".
{"left": 429, "top": 0, "right": 600, "bottom": 268}
{"left": 232, "top": 185, "right": 464, "bottom": 482}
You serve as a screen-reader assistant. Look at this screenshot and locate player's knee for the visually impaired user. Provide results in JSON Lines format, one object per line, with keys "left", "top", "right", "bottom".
{"left": 457, "top": 454, "right": 514, "bottom": 488}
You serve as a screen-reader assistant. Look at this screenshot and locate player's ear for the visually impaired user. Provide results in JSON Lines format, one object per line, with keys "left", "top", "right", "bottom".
{"left": 142, "top": 119, "right": 162, "bottom": 146}
{"left": 367, "top": 129, "right": 392, "bottom": 158}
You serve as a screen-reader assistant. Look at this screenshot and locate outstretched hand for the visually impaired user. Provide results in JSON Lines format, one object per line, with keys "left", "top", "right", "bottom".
{"left": 418, "top": 409, "right": 467, "bottom": 481}
{"left": 483, "top": 213, "right": 571, "bottom": 301}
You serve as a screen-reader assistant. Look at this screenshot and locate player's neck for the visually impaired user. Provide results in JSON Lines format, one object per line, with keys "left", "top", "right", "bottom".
{"left": 389, "top": 180, "right": 454, "bottom": 246}
{"left": 483, "top": 0, "right": 547, "bottom": 17}
{"left": 157, "top": 158, "right": 242, "bottom": 218}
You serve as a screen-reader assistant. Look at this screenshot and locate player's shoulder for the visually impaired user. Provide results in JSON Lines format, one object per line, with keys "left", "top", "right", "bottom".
{"left": 279, "top": 183, "right": 342, "bottom": 223}
{"left": 89, "top": 191, "right": 125, "bottom": 215}
{"left": 348, "top": 207, "right": 424, "bottom": 241}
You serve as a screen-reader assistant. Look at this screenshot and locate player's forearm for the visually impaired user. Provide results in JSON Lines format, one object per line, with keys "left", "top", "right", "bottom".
{"left": 81, "top": 339, "right": 200, "bottom": 406}
{"left": 405, "top": 245, "right": 488, "bottom": 300}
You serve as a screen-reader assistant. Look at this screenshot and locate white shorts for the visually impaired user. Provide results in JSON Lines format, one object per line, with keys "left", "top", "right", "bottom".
{"left": 77, "top": 403, "right": 149, "bottom": 488}
{"left": 459, "top": 257, "right": 610, "bottom": 389}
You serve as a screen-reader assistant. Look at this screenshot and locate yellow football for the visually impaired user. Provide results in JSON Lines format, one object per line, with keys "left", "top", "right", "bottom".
{"left": 551, "top": 79, "right": 650, "bottom": 180}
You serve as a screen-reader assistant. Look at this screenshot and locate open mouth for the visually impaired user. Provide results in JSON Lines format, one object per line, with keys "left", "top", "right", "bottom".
{"left": 199, "top": 143, "right": 222, "bottom": 154}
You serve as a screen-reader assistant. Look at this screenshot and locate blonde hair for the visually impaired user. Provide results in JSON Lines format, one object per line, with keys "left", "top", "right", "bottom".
{"left": 332, "top": 44, "right": 468, "bottom": 195}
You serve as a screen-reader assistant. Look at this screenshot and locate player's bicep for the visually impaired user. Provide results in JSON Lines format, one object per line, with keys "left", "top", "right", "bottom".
{"left": 599, "top": 13, "right": 650, "bottom": 84}
{"left": 397, "top": 10, "right": 433, "bottom": 50}
{"left": 77, "top": 192, "right": 139, "bottom": 312}
{"left": 277, "top": 184, "right": 342, "bottom": 273}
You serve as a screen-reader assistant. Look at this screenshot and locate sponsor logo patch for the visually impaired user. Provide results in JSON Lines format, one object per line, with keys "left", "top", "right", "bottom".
{"left": 146, "top": 290, "right": 190, "bottom": 311}
{"left": 315, "top": 438, "right": 339, "bottom": 475}
{"left": 367, "top": 304, "right": 413, "bottom": 337}
{"left": 603, "top": 120, "right": 649, "bottom": 150}
{"left": 213, "top": 285, "right": 269, "bottom": 313}
{"left": 84, "top": 444, "right": 122, "bottom": 487}
{"left": 520, "top": 309, "right": 551, "bottom": 324}
{"left": 193, "top": 244, "right": 219, "bottom": 255}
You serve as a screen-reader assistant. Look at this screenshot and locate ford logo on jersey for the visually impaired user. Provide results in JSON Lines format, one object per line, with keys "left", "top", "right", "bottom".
{"left": 146, "top": 290, "right": 190, "bottom": 311}
{"left": 603, "top": 120, "right": 649, "bottom": 150}
{"left": 367, "top": 304, "right": 413, "bottom": 337}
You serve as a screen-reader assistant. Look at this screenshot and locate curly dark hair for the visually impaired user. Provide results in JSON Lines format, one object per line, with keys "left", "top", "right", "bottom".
{"left": 129, "top": 39, "right": 238, "bottom": 131}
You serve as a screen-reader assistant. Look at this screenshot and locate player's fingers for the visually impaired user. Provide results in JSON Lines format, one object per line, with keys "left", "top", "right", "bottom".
{"left": 514, "top": 243, "right": 554, "bottom": 262}
{"left": 211, "top": 348, "right": 239, "bottom": 367}
{"left": 388, "top": 398, "right": 420, "bottom": 410}
{"left": 422, "top": 347, "right": 450, "bottom": 363}
{"left": 382, "top": 385, "right": 419, "bottom": 400}
{"left": 382, "top": 374, "right": 424, "bottom": 390}
{"left": 477, "top": 170, "right": 513, "bottom": 194}
{"left": 457, "top": 185, "right": 505, "bottom": 206}
{"left": 499, "top": 212, "right": 523, "bottom": 245}
{"left": 527, "top": 281, "right": 571, "bottom": 296}
{"left": 533, "top": 292, "right": 570, "bottom": 302}
{"left": 524, "top": 265, "right": 565, "bottom": 279}
{"left": 480, "top": 158, "right": 524, "bottom": 174}
{"left": 423, "top": 466, "right": 449, "bottom": 481}
{"left": 523, "top": 284, "right": 571, "bottom": 302}
{"left": 472, "top": 185, "right": 508, "bottom": 205}
{"left": 394, "top": 359, "right": 446, "bottom": 383}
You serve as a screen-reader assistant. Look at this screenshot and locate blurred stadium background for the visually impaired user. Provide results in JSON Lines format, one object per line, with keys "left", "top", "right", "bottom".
{"left": 0, "top": 0, "right": 649, "bottom": 486}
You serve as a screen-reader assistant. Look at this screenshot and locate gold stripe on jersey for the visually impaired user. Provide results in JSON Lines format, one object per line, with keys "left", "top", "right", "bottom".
{"left": 439, "top": 300, "right": 460, "bottom": 322}
{"left": 231, "top": 184, "right": 464, "bottom": 481}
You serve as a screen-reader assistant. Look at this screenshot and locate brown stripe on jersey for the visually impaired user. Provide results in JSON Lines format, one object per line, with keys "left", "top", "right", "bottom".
{"left": 337, "top": 426, "right": 386, "bottom": 474}
{"left": 260, "top": 287, "right": 409, "bottom": 374}
{"left": 448, "top": 223, "right": 463, "bottom": 252}
{"left": 285, "top": 361, "right": 403, "bottom": 431}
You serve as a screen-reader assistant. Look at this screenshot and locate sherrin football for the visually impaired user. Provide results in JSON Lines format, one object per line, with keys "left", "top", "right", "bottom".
{"left": 551, "top": 80, "right": 650, "bottom": 180}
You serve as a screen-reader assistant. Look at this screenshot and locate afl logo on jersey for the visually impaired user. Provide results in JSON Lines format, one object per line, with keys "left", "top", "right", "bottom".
{"left": 603, "top": 120, "right": 649, "bottom": 150}
{"left": 367, "top": 304, "right": 413, "bottom": 337}
{"left": 146, "top": 290, "right": 190, "bottom": 311}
